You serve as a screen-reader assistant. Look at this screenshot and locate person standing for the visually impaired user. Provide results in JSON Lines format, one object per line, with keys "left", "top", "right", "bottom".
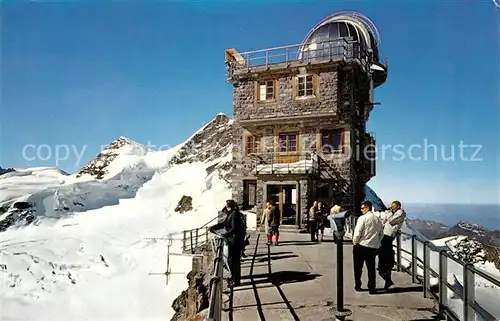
{"left": 317, "top": 201, "right": 326, "bottom": 242}
{"left": 309, "top": 201, "right": 320, "bottom": 242}
{"left": 268, "top": 199, "right": 281, "bottom": 246}
{"left": 378, "top": 200, "right": 407, "bottom": 290}
{"left": 260, "top": 202, "right": 272, "bottom": 245}
{"left": 209, "top": 199, "right": 244, "bottom": 286}
{"left": 352, "top": 200, "right": 383, "bottom": 294}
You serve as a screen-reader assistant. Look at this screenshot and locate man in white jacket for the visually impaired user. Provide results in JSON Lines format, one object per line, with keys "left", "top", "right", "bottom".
{"left": 378, "top": 200, "right": 407, "bottom": 290}
{"left": 352, "top": 200, "right": 383, "bottom": 294}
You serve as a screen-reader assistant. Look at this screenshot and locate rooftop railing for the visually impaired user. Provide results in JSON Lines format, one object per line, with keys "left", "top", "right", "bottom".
{"left": 226, "top": 38, "right": 372, "bottom": 79}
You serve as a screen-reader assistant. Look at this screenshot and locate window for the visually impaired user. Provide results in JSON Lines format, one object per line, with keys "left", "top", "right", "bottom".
{"left": 297, "top": 75, "right": 315, "bottom": 98}
{"left": 279, "top": 133, "right": 297, "bottom": 152}
{"left": 245, "top": 135, "right": 261, "bottom": 155}
{"left": 258, "top": 80, "right": 275, "bottom": 101}
{"left": 321, "top": 129, "right": 343, "bottom": 153}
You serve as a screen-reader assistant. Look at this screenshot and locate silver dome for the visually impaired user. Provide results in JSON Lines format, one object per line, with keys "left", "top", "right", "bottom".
{"left": 300, "top": 11, "right": 381, "bottom": 63}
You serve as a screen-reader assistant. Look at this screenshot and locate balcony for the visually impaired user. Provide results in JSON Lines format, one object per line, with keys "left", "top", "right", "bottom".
{"left": 248, "top": 152, "right": 318, "bottom": 176}
{"left": 225, "top": 38, "right": 374, "bottom": 81}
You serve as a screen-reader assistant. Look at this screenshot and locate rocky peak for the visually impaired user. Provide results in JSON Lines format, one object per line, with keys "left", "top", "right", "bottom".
{"left": 171, "top": 113, "right": 233, "bottom": 165}
{"left": 456, "top": 220, "right": 487, "bottom": 236}
{"left": 0, "top": 167, "right": 15, "bottom": 176}
{"left": 448, "top": 237, "right": 500, "bottom": 272}
{"left": 76, "top": 136, "right": 148, "bottom": 179}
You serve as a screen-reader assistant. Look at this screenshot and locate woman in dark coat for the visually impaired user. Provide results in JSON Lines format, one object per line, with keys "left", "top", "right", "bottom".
{"left": 209, "top": 199, "right": 244, "bottom": 286}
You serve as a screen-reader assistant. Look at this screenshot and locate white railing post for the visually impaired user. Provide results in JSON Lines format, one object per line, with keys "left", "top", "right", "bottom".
{"left": 411, "top": 235, "right": 417, "bottom": 283}
{"left": 396, "top": 233, "right": 402, "bottom": 272}
{"left": 182, "top": 230, "right": 187, "bottom": 252}
{"left": 438, "top": 250, "right": 448, "bottom": 318}
{"left": 463, "top": 264, "right": 475, "bottom": 321}
{"left": 423, "top": 241, "right": 430, "bottom": 298}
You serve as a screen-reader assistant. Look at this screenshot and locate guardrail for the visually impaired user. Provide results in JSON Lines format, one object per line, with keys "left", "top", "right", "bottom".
{"left": 226, "top": 37, "right": 372, "bottom": 78}
{"left": 181, "top": 212, "right": 226, "bottom": 253}
{"left": 346, "top": 216, "right": 500, "bottom": 321}
{"left": 205, "top": 237, "right": 225, "bottom": 321}
{"left": 249, "top": 152, "right": 318, "bottom": 176}
{"left": 396, "top": 231, "right": 500, "bottom": 321}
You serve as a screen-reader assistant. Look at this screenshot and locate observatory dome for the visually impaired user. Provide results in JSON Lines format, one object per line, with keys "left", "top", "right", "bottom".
{"left": 302, "top": 11, "right": 381, "bottom": 62}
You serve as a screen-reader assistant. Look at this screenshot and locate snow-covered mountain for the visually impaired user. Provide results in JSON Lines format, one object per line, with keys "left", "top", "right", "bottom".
{"left": 0, "top": 112, "right": 385, "bottom": 320}
{"left": 0, "top": 114, "right": 234, "bottom": 321}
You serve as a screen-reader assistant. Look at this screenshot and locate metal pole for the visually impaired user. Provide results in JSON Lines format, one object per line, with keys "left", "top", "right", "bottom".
{"left": 326, "top": 230, "right": 352, "bottom": 321}
{"left": 411, "top": 235, "right": 417, "bottom": 283}
{"left": 396, "top": 233, "right": 402, "bottom": 272}
{"left": 423, "top": 241, "right": 430, "bottom": 298}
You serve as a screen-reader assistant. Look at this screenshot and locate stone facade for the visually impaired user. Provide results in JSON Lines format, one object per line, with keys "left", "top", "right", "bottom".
{"left": 230, "top": 62, "right": 375, "bottom": 227}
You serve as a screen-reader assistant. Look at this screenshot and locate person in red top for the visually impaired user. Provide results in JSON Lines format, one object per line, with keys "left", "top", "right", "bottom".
{"left": 268, "top": 199, "right": 281, "bottom": 246}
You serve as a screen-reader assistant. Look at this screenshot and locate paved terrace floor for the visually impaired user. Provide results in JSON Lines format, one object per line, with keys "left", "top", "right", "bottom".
{"left": 224, "top": 231, "right": 440, "bottom": 321}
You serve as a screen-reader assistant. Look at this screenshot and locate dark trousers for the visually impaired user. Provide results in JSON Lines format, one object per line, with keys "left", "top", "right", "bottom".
{"left": 227, "top": 243, "right": 242, "bottom": 284}
{"left": 309, "top": 220, "right": 317, "bottom": 241}
{"left": 353, "top": 244, "right": 378, "bottom": 290}
{"left": 378, "top": 235, "right": 395, "bottom": 282}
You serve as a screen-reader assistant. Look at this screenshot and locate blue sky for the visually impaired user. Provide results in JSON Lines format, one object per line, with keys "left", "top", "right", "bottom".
{"left": 1, "top": 1, "right": 499, "bottom": 205}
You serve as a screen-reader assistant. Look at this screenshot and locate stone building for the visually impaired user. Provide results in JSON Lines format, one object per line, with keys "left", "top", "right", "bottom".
{"left": 225, "top": 11, "right": 388, "bottom": 229}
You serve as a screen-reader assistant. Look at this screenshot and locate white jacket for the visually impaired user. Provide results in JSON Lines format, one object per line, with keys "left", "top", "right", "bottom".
{"left": 352, "top": 212, "right": 383, "bottom": 249}
{"left": 381, "top": 209, "right": 406, "bottom": 237}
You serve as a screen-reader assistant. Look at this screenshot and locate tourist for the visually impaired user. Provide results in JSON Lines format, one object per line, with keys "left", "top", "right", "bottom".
{"left": 309, "top": 201, "right": 320, "bottom": 242}
{"left": 378, "top": 200, "right": 407, "bottom": 290}
{"left": 316, "top": 201, "right": 327, "bottom": 242}
{"left": 327, "top": 204, "right": 348, "bottom": 242}
{"left": 268, "top": 199, "right": 281, "bottom": 246}
{"left": 352, "top": 200, "right": 383, "bottom": 294}
{"left": 260, "top": 202, "right": 272, "bottom": 245}
{"left": 209, "top": 199, "right": 245, "bottom": 287}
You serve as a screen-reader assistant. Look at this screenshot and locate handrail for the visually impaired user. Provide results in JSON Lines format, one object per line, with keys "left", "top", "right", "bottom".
{"left": 227, "top": 38, "right": 372, "bottom": 78}
{"left": 249, "top": 152, "right": 318, "bottom": 176}
{"left": 346, "top": 216, "right": 500, "bottom": 320}
{"left": 205, "top": 237, "right": 225, "bottom": 321}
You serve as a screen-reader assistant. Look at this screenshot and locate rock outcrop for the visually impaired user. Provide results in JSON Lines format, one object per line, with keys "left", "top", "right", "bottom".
{"left": 175, "top": 196, "right": 193, "bottom": 214}
{"left": 170, "top": 244, "right": 216, "bottom": 321}
{"left": 0, "top": 167, "right": 15, "bottom": 176}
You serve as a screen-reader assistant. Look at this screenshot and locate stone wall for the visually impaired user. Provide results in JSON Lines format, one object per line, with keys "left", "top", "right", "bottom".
{"left": 234, "top": 71, "right": 340, "bottom": 121}
{"left": 231, "top": 66, "right": 374, "bottom": 217}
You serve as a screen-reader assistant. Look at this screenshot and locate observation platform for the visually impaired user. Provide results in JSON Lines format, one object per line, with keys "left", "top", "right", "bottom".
{"left": 224, "top": 232, "right": 437, "bottom": 321}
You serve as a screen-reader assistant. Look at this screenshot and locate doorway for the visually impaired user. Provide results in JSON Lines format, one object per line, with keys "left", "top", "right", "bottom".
{"left": 266, "top": 184, "right": 298, "bottom": 226}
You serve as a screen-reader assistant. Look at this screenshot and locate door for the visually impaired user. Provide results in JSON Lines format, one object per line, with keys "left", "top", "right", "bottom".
{"left": 266, "top": 184, "right": 298, "bottom": 226}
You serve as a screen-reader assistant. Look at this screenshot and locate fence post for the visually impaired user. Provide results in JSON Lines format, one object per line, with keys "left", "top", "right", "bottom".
{"left": 190, "top": 230, "right": 194, "bottom": 254}
{"left": 206, "top": 227, "right": 209, "bottom": 245}
{"left": 396, "top": 233, "right": 402, "bottom": 272}
{"left": 463, "top": 264, "right": 475, "bottom": 321}
{"left": 423, "top": 241, "right": 430, "bottom": 298}
{"left": 195, "top": 228, "right": 199, "bottom": 248}
{"left": 182, "top": 230, "right": 187, "bottom": 252}
{"left": 438, "top": 250, "right": 448, "bottom": 318}
{"left": 411, "top": 235, "right": 417, "bottom": 283}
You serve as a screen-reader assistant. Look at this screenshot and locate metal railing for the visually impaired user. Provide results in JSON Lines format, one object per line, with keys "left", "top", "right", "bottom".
{"left": 396, "top": 231, "right": 500, "bottom": 321}
{"left": 226, "top": 37, "right": 372, "bottom": 78}
{"left": 181, "top": 212, "right": 226, "bottom": 253}
{"left": 205, "top": 237, "right": 225, "bottom": 321}
{"left": 345, "top": 216, "right": 500, "bottom": 321}
{"left": 249, "top": 152, "right": 319, "bottom": 176}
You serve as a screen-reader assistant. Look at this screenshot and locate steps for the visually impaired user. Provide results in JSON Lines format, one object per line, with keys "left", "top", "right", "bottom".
{"left": 279, "top": 225, "right": 302, "bottom": 233}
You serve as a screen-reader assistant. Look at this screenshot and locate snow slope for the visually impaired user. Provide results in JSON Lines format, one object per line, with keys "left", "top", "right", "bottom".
{"left": 0, "top": 167, "right": 69, "bottom": 206}
{"left": 1, "top": 113, "right": 386, "bottom": 321}
{"left": 1, "top": 114, "right": 233, "bottom": 321}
